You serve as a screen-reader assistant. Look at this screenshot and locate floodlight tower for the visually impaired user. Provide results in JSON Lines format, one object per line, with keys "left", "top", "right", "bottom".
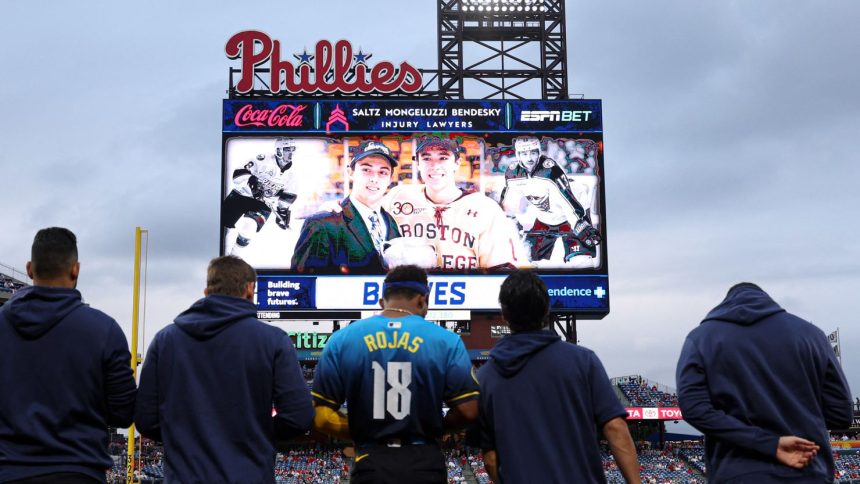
{"left": 436, "top": 0, "right": 568, "bottom": 99}
{"left": 436, "top": 0, "right": 579, "bottom": 342}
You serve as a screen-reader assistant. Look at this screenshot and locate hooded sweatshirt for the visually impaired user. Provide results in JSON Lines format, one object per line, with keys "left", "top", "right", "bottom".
{"left": 477, "top": 330, "right": 627, "bottom": 483}
{"left": 134, "top": 294, "right": 314, "bottom": 484}
{"left": 676, "top": 283, "right": 853, "bottom": 483}
{"left": 0, "top": 286, "right": 136, "bottom": 483}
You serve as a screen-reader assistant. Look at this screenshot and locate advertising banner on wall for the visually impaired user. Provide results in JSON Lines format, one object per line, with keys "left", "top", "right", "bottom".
{"left": 625, "top": 408, "right": 684, "bottom": 421}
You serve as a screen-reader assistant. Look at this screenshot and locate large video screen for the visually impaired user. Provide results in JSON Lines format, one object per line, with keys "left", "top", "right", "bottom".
{"left": 222, "top": 99, "right": 609, "bottom": 317}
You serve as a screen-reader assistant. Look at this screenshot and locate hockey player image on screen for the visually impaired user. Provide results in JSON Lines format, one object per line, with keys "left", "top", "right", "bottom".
{"left": 222, "top": 138, "right": 299, "bottom": 255}
{"left": 499, "top": 136, "right": 601, "bottom": 265}
{"left": 384, "top": 136, "right": 523, "bottom": 270}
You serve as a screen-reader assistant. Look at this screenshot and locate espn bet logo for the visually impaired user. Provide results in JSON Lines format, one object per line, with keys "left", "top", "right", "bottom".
{"left": 520, "top": 110, "right": 593, "bottom": 122}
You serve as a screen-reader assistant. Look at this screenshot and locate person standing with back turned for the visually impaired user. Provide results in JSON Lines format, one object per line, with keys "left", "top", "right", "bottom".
{"left": 135, "top": 256, "right": 314, "bottom": 483}
{"left": 676, "top": 282, "right": 853, "bottom": 483}
{"left": 0, "top": 227, "right": 136, "bottom": 483}
{"left": 311, "top": 264, "right": 480, "bottom": 483}
{"left": 478, "top": 269, "right": 640, "bottom": 483}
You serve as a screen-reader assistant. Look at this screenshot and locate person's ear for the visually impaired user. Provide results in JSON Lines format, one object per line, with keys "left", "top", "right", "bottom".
{"left": 244, "top": 281, "right": 256, "bottom": 301}
{"left": 26, "top": 261, "right": 34, "bottom": 279}
{"left": 69, "top": 262, "right": 80, "bottom": 282}
{"left": 203, "top": 287, "right": 210, "bottom": 297}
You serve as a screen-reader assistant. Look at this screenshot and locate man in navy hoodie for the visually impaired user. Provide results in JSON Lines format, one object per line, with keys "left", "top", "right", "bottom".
{"left": 135, "top": 256, "right": 314, "bottom": 483}
{"left": 0, "top": 227, "right": 137, "bottom": 483}
{"left": 478, "top": 270, "right": 640, "bottom": 483}
{"left": 677, "top": 282, "right": 853, "bottom": 483}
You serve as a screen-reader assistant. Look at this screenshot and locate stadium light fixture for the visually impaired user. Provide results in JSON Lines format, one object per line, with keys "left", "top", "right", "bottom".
{"left": 459, "top": 0, "right": 549, "bottom": 15}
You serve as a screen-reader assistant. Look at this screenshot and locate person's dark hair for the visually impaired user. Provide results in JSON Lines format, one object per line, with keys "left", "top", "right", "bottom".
{"left": 206, "top": 256, "right": 257, "bottom": 297}
{"left": 383, "top": 264, "right": 429, "bottom": 300}
{"left": 498, "top": 269, "right": 549, "bottom": 332}
{"left": 31, "top": 227, "right": 78, "bottom": 279}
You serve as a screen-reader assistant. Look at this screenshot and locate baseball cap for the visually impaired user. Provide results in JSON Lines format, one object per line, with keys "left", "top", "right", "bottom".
{"left": 414, "top": 135, "right": 460, "bottom": 155}
{"left": 351, "top": 140, "right": 399, "bottom": 168}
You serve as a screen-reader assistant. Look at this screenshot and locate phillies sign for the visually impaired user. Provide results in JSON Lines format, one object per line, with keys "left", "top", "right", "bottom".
{"left": 226, "top": 31, "right": 423, "bottom": 95}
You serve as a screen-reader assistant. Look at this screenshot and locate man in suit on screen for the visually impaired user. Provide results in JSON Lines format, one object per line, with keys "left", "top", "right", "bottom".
{"left": 291, "top": 140, "right": 401, "bottom": 274}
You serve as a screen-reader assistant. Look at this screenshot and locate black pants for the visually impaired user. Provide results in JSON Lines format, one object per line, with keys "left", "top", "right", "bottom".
{"left": 351, "top": 444, "right": 446, "bottom": 484}
{"left": 221, "top": 190, "right": 271, "bottom": 228}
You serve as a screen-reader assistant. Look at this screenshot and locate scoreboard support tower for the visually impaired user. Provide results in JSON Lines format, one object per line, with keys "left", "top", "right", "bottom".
{"left": 435, "top": 0, "right": 569, "bottom": 100}
{"left": 553, "top": 314, "right": 577, "bottom": 344}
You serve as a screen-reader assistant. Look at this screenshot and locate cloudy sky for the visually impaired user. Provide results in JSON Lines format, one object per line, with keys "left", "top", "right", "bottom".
{"left": 2, "top": 0, "right": 858, "bottom": 408}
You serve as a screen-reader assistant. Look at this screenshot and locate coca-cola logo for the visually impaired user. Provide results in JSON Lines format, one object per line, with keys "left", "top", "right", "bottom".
{"left": 234, "top": 104, "right": 307, "bottom": 128}
{"left": 226, "top": 31, "right": 423, "bottom": 95}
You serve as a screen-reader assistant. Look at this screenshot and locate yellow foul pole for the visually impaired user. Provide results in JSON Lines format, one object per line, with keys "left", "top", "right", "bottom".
{"left": 126, "top": 227, "right": 142, "bottom": 484}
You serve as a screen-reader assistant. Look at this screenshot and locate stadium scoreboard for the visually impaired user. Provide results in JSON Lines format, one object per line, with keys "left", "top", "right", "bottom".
{"left": 221, "top": 98, "right": 610, "bottom": 318}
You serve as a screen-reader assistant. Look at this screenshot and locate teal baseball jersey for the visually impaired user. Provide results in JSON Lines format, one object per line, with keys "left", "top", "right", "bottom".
{"left": 312, "top": 314, "right": 479, "bottom": 444}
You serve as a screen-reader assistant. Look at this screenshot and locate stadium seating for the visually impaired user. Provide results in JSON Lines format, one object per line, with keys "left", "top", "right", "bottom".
{"left": 467, "top": 452, "right": 491, "bottom": 484}
{"left": 615, "top": 375, "right": 679, "bottom": 407}
{"left": 0, "top": 273, "right": 27, "bottom": 293}
{"left": 834, "top": 450, "right": 860, "bottom": 482}
{"left": 104, "top": 439, "right": 720, "bottom": 483}
{"left": 274, "top": 445, "right": 347, "bottom": 483}
{"left": 443, "top": 448, "right": 468, "bottom": 482}
{"left": 99, "top": 389, "right": 860, "bottom": 483}
{"left": 603, "top": 448, "right": 704, "bottom": 483}
{"left": 675, "top": 442, "right": 706, "bottom": 475}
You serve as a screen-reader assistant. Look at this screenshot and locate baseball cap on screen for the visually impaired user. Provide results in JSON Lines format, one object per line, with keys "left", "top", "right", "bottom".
{"left": 414, "top": 135, "right": 460, "bottom": 155}
{"left": 351, "top": 140, "right": 399, "bottom": 168}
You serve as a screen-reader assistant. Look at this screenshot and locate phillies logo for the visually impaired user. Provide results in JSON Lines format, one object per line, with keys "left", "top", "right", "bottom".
{"left": 226, "top": 31, "right": 423, "bottom": 95}
{"left": 234, "top": 104, "right": 307, "bottom": 128}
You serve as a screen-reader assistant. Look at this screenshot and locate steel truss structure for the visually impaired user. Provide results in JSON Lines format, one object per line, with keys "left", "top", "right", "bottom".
{"left": 437, "top": 0, "right": 568, "bottom": 99}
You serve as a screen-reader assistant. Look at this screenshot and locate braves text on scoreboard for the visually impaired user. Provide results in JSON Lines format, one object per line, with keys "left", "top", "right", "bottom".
{"left": 221, "top": 99, "right": 609, "bottom": 317}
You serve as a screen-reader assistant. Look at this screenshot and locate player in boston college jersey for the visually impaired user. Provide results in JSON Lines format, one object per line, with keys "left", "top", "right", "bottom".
{"left": 499, "top": 136, "right": 601, "bottom": 263}
{"left": 311, "top": 265, "right": 479, "bottom": 484}
{"left": 385, "top": 136, "right": 522, "bottom": 270}
{"left": 222, "top": 138, "right": 299, "bottom": 254}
